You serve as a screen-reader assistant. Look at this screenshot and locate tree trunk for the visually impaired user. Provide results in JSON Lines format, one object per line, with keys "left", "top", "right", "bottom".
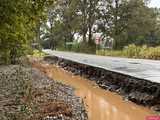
{"left": 88, "top": 23, "right": 92, "bottom": 44}
{"left": 88, "top": 0, "right": 92, "bottom": 44}
{"left": 114, "top": 0, "right": 119, "bottom": 49}
{"left": 82, "top": 0, "right": 87, "bottom": 43}
{"left": 36, "top": 21, "right": 41, "bottom": 51}
{"left": 83, "top": 30, "right": 87, "bottom": 42}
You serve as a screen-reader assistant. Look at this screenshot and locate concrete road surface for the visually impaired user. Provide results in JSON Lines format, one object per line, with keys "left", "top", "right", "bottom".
{"left": 43, "top": 49, "right": 160, "bottom": 84}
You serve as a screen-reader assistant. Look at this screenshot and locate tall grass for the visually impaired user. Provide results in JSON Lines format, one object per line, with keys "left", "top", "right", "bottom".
{"left": 32, "top": 50, "right": 47, "bottom": 57}
{"left": 97, "top": 44, "right": 160, "bottom": 60}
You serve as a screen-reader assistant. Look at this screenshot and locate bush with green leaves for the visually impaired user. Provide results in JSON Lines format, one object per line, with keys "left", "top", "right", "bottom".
{"left": 0, "top": 0, "right": 54, "bottom": 64}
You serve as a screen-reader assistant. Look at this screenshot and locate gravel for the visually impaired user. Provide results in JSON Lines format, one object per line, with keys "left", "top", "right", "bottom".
{"left": 0, "top": 65, "right": 87, "bottom": 120}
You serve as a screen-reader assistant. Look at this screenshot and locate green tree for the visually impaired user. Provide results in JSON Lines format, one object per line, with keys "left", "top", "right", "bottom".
{"left": 42, "top": 0, "right": 81, "bottom": 49}
{"left": 0, "top": 0, "right": 54, "bottom": 64}
{"left": 97, "top": 0, "right": 159, "bottom": 49}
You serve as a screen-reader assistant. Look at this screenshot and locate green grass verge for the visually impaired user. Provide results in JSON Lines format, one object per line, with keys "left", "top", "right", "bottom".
{"left": 32, "top": 50, "right": 47, "bottom": 57}
{"left": 97, "top": 44, "right": 160, "bottom": 60}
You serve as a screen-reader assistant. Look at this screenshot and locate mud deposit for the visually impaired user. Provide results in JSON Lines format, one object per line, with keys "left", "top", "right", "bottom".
{"left": 33, "top": 58, "right": 158, "bottom": 120}
{"left": 43, "top": 56, "right": 160, "bottom": 111}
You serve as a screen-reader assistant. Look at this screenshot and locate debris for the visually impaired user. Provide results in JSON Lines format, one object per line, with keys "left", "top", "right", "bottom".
{"left": 0, "top": 65, "right": 87, "bottom": 120}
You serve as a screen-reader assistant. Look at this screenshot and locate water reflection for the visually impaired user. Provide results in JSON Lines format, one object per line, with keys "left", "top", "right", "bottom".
{"left": 39, "top": 64, "right": 156, "bottom": 120}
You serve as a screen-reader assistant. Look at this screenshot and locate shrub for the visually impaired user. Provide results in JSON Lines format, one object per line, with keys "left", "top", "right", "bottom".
{"left": 142, "top": 47, "right": 160, "bottom": 60}
{"left": 32, "top": 50, "right": 46, "bottom": 57}
{"left": 123, "top": 44, "right": 141, "bottom": 58}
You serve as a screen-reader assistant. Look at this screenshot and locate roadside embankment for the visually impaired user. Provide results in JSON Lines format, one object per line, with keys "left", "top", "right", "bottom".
{"left": 43, "top": 56, "right": 160, "bottom": 112}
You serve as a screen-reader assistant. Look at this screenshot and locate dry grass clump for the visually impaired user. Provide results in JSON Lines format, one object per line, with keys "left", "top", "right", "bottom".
{"left": 97, "top": 44, "right": 160, "bottom": 60}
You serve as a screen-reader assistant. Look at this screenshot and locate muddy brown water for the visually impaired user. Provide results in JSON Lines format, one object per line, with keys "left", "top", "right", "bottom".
{"left": 33, "top": 62, "right": 156, "bottom": 120}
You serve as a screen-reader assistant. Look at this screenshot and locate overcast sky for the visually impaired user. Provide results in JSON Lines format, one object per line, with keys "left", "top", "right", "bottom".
{"left": 149, "top": 0, "right": 160, "bottom": 8}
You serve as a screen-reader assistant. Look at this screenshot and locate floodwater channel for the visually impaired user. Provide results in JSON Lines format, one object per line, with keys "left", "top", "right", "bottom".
{"left": 34, "top": 62, "right": 156, "bottom": 120}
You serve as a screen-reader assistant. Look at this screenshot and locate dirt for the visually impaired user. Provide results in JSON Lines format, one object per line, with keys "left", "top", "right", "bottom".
{"left": 0, "top": 63, "right": 87, "bottom": 120}
{"left": 42, "top": 56, "right": 160, "bottom": 112}
{"left": 32, "top": 57, "right": 159, "bottom": 120}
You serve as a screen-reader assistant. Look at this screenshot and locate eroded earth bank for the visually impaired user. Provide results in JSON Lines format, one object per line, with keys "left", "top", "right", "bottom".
{"left": 43, "top": 56, "right": 160, "bottom": 110}
{"left": 1, "top": 55, "right": 158, "bottom": 120}
{"left": 32, "top": 56, "right": 159, "bottom": 120}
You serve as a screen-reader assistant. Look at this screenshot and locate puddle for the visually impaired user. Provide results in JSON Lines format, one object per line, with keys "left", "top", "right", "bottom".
{"left": 34, "top": 62, "right": 156, "bottom": 120}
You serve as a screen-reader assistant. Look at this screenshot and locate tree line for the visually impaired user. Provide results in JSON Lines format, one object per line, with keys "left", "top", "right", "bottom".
{"left": 1, "top": 0, "right": 160, "bottom": 64}
{"left": 41, "top": 0, "right": 160, "bottom": 52}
